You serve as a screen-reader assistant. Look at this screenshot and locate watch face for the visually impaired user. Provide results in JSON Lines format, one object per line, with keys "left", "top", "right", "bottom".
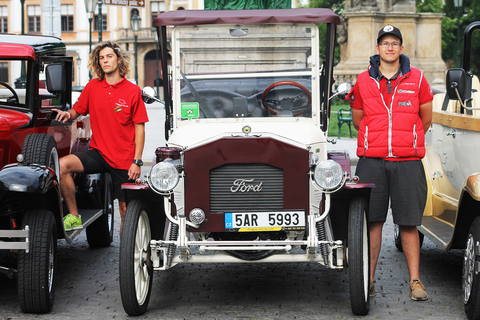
{"left": 134, "top": 159, "right": 143, "bottom": 166}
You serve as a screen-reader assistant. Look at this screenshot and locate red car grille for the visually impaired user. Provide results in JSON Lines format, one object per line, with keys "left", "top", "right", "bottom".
{"left": 210, "top": 163, "right": 283, "bottom": 213}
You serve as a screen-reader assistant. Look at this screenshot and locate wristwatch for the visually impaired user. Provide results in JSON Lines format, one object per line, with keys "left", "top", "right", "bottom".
{"left": 133, "top": 159, "right": 143, "bottom": 167}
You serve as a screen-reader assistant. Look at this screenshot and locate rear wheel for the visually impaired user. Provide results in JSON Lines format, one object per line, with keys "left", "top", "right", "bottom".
{"left": 17, "top": 210, "right": 57, "bottom": 313}
{"left": 86, "top": 174, "right": 114, "bottom": 248}
{"left": 394, "top": 224, "right": 424, "bottom": 252}
{"left": 348, "top": 197, "right": 370, "bottom": 316}
{"left": 120, "top": 199, "right": 153, "bottom": 316}
{"left": 463, "top": 217, "right": 480, "bottom": 319}
{"left": 21, "top": 134, "right": 59, "bottom": 177}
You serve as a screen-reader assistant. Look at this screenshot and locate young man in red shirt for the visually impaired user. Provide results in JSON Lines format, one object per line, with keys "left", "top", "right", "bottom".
{"left": 54, "top": 41, "right": 149, "bottom": 231}
{"left": 349, "top": 25, "right": 433, "bottom": 301}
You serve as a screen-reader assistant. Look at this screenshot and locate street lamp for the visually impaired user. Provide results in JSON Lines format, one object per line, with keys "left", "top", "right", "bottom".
{"left": 16, "top": 0, "right": 26, "bottom": 88}
{"left": 153, "top": 28, "right": 161, "bottom": 98}
{"left": 130, "top": 11, "right": 141, "bottom": 84}
{"left": 97, "top": 0, "right": 103, "bottom": 42}
{"left": 84, "top": 0, "right": 96, "bottom": 54}
{"left": 453, "top": 0, "right": 463, "bottom": 68}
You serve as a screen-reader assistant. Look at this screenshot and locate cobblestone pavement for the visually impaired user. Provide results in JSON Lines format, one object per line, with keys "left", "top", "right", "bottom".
{"left": 0, "top": 206, "right": 468, "bottom": 320}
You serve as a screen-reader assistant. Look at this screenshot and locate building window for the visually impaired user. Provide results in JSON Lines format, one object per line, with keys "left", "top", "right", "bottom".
{"left": 93, "top": 14, "right": 107, "bottom": 31}
{"left": 61, "top": 4, "right": 74, "bottom": 32}
{"left": 151, "top": 1, "right": 165, "bottom": 21}
{"left": 0, "top": 6, "right": 7, "bottom": 33}
{"left": 28, "top": 5, "right": 41, "bottom": 33}
{"left": 0, "top": 62, "right": 7, "bottom": 82}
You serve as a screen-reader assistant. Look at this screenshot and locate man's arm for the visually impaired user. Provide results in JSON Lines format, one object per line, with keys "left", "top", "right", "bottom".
{"left": 419, "top": 101, "right": 432, "bottom": 133}
{"left": 352, "top": 108, "right": 364, "bottom": 131}
{"left": 128, "top": 123, "right": 146, "bottom": 180}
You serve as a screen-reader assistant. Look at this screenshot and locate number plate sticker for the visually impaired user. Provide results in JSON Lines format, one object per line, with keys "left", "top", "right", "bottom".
{"left": 224, "top": 211, "right": 305, "bottom": 232}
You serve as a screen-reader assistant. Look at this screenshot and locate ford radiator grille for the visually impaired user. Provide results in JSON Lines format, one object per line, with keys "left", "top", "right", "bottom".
{"left": 210, "top": 164, "right": 283, "bottom": 213}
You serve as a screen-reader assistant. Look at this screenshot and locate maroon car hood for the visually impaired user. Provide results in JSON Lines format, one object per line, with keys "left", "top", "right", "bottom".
{"left": 0, "top": 109, "right": 31, "bottom": 131}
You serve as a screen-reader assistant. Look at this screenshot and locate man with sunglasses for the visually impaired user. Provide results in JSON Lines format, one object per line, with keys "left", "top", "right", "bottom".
{"left": 348, "top": 25, "right": 433, "bottom": 301}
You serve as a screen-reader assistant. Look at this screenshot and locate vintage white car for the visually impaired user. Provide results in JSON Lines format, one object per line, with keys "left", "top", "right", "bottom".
{"left": 120, "top": 8, "right": 373, "bottom": 316}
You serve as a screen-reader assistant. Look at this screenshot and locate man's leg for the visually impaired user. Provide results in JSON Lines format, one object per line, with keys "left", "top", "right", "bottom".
{"left": 399, "top": 225, "right": 420, "bottom": 280}
{"left": 59, "top": 155, "right": 84, "bottom": 217}
{"left": 370, "top": 221, "right": 384, "bottom": 281}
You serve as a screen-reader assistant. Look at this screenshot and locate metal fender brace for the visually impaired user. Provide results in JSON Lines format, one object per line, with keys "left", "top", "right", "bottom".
{"left": 162, "top": 193, "right": 199, "bottom": 267}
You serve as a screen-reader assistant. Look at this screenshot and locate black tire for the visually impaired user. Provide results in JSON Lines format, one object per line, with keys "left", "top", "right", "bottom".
{"left": 86, "top": 174, "right": 114, "bottom": 248}
{"left": 348, "top": 197, "right": 370, "bottom": 316}
{"left": 21, "top": 134, "right": 59, "bottom": 177}
{"left": 464, "top": 217, "right": 480, "bottom": 319}
{"left": 17, "top": 210, "right": 57, "bottom": 313}
{"left": 119, "top": 199, "right": 153, "bottom": 316}
{"left": 394, "top": 224, "right": 424, "bottom": 252}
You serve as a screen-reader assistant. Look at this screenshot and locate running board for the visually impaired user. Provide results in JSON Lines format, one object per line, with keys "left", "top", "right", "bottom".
{"left": 64, "top": 208, "right": 103, "bottom": 240}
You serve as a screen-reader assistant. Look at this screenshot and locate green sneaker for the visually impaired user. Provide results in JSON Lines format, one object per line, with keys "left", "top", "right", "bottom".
{"left": 63, "top": 214, "right": 82, "bottom": 231}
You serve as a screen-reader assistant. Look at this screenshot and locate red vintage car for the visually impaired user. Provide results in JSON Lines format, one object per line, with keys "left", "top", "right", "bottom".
{"left": 0, "top": 34, "right": 114, "bottom": 313}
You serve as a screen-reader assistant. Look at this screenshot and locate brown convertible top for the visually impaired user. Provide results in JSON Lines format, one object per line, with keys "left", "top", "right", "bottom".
{"left": 153, "top": 8, "right": 340, "bottom": 27}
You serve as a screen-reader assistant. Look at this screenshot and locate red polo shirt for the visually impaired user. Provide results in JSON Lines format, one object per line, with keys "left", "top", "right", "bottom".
{"left": 73, "top": 77, "right": 149, "bottom": 170}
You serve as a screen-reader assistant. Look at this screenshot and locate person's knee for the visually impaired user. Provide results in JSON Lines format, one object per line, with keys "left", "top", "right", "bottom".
{"left": 59, "top": 155, "right": 82, "bottom": 175}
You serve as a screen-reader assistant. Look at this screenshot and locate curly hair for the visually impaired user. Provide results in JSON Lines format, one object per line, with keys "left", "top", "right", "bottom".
{"left": 88, "top": 41, "right": 130, "bottom": 80}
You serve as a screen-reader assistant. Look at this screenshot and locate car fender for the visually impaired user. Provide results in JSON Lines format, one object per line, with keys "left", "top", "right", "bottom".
{"left": 0, "top": 163, "right": 58, "bottom": 193}
{"left": 463, "top": 173, "right": 480, "bottom": 202}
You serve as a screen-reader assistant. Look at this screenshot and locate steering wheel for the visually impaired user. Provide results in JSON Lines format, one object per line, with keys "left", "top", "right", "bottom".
{"left": 0, "top": 81, "right": 19, "bottom": 104}
{"left": 261, "top": 81, "right": 311, "bottom": 116}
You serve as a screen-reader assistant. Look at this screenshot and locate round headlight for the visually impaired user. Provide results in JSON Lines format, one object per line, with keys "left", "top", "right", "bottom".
{"left": 314, "top": 159, "right": 344, "bottom": 190}
{"left": 148, "top": 161, "right": 179, "bottom": 193}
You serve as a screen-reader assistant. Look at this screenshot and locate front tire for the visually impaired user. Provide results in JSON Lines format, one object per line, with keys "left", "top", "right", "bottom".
{"left": 463, "top": 217, "right": 480, "bottom": 319}
{"left": 119, "top": 199, "right": 153, "bottom": 316}
{"left": 86, "top": 174, "right": 114, "bottom": 248}
{"left": 17, "top": 210, "right": 57, "bottom": 313}
{"left": 348, "top": 197, "right": 370, "bottom": 316}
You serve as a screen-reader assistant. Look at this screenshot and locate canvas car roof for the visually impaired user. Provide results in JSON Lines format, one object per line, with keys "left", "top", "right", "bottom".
{"left": 153, "top": 8, "right": 340, "bottom": 27}
{"left": 0, "top": 34, "right": 66, "bottom": 60}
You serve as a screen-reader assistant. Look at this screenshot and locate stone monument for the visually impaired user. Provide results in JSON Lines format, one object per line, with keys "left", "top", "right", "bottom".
{"left": 334, "top": 0, "right": 446, "bottom": 85}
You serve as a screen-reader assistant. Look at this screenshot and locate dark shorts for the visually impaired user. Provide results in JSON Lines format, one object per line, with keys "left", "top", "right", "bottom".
{"left": 75, "top": 149, "right": 132, "bottom": 202}
{"left": 355, "top": 158, "right": 427, "bottom": 226}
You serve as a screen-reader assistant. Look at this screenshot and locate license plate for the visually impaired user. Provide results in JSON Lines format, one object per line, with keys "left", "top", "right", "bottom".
{"left": 224, "top": 211, "right": 305, "bottom": 232}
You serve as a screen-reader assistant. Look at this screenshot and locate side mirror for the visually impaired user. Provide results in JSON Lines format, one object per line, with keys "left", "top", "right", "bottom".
{"left": 329, "top": 82, "right": 352, "bottom": 101}
{"left": 142, "top": 86, "right": 157, "bottom": 104}
{"left": 446, "top": 68, "right": 466, "bottom": 101}
{"left": 45, "top": 64, "right": 66, "bottom": 93}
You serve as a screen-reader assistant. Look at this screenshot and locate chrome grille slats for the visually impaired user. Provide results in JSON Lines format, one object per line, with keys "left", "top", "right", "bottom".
{"left": 210, "top": 163, "right": 283, "bottom": 213}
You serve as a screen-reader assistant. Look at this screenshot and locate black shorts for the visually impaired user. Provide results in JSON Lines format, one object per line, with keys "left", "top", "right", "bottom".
{"left": 355, "top": 158, "right": 427, "bottom": 226}
{"left": 75, "top": 149, "right": 132, "bottom": 202}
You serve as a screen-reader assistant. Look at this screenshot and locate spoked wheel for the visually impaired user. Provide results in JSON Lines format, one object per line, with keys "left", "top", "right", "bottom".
{"left": 463, "top": 217, "right": 480, "bottom": 319}
{"left": 86, "top": 174, "right": 114, "bottom": 248}
{"left": 119, "top": 199, "right": 153, "bottom": 316}
{"left": 17, "top": 210, "right": 57, "bottom": 313}
{"left": 348, "top": 197, "right": 370, "bottom": 316}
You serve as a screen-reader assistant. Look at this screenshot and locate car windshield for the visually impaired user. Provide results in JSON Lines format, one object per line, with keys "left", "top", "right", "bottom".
{"left": 174, "top": 23, "right": 318, "bottom": 119}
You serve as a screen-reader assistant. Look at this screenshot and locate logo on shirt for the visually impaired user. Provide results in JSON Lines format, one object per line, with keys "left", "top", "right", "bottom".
{"left": 114, "top": 99, "right": 129, "bottom": 112}
{"left": 398, "top": 100, "right": 412, "bottom": 107}
{"left": 398, "top": 89, "right": 415, "bottom": 94}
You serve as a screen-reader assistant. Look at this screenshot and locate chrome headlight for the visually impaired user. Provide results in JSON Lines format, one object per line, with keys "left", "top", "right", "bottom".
{"left": 313, "top": 159, "right": 344, "bottom": 190}
{"left": 148, "top": 160, "right": 180, "bottom": 193}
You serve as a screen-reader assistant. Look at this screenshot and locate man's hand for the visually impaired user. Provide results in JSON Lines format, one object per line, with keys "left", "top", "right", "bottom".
{"left": 52, "top": 108, "right": 71, "bottom": 123}
{"left": 128, "top": 163, "right": 141, "bottom": 180}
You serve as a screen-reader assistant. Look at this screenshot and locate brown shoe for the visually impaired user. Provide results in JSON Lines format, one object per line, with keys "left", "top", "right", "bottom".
{"left": 410, "top": 279, "right": 428, "bottom": 301}
{"left": 369, "top": 280, "right": 377, "bottom": 297}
